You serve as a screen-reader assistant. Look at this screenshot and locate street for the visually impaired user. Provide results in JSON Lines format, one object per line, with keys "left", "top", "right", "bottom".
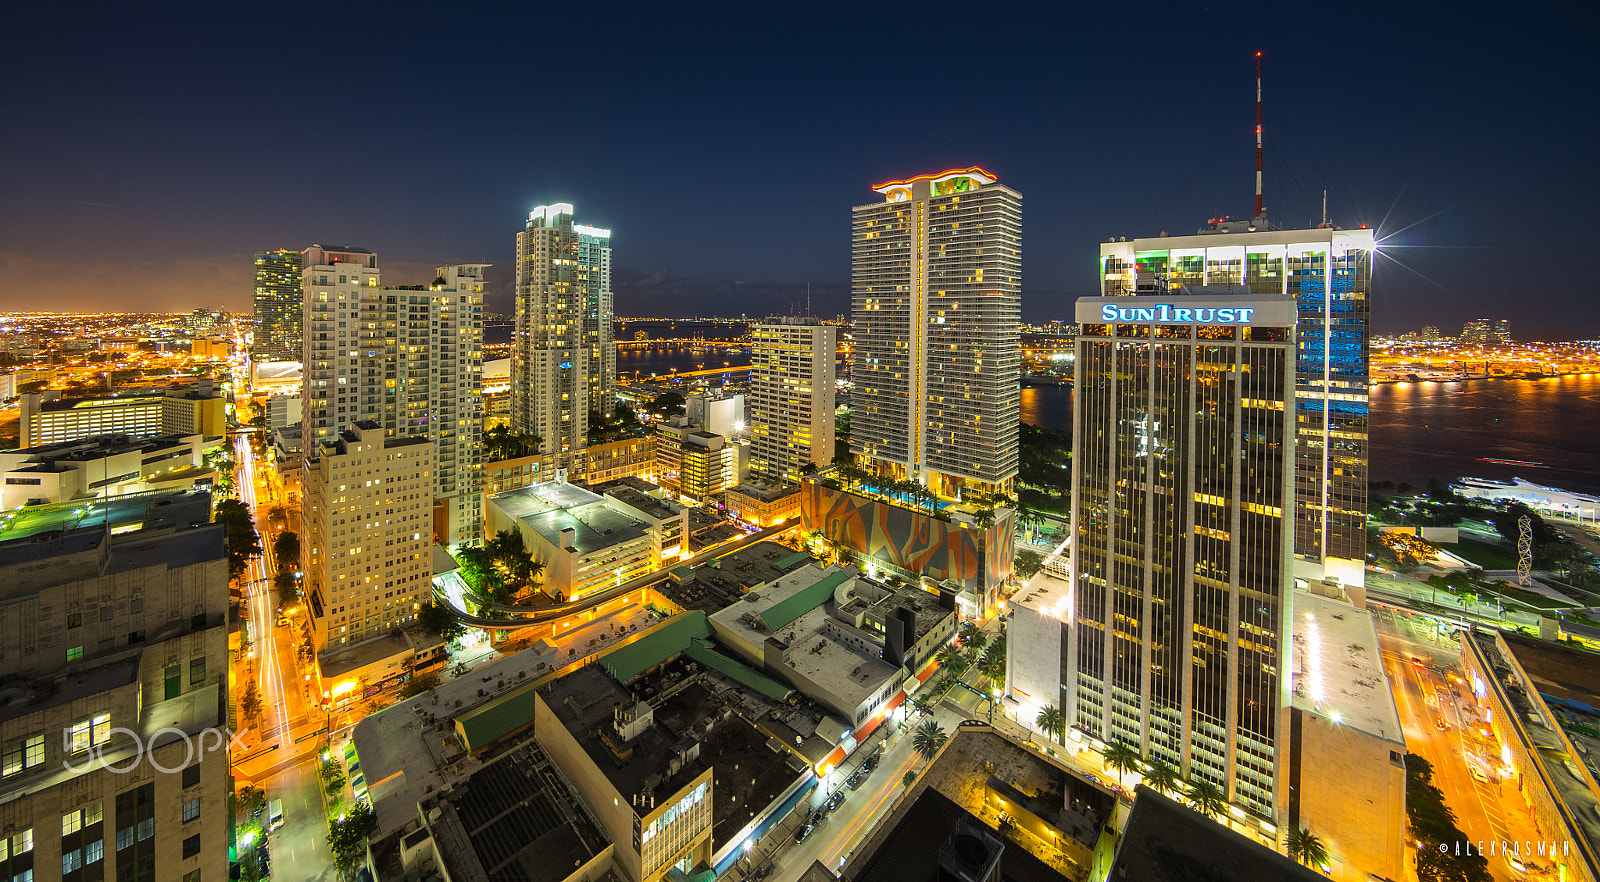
{"left": 1373, "top": 605, "right": 1544, "bottom": 881}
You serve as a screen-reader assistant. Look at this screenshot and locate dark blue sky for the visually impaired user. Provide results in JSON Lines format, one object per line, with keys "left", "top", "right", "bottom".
{"left": 3, "top": 2, "right": 1596, "bottom": 337}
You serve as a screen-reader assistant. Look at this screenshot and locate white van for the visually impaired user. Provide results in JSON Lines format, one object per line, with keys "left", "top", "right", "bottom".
{"left": 268, "top": 798, "right": 284, "bottom": 831}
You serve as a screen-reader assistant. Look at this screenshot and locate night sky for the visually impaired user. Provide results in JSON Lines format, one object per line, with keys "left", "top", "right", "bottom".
{"left": 3, "top": 2, "right": 1596, "bottom": 337}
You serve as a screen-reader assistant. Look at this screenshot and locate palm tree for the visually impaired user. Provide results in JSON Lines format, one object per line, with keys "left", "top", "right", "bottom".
{"left": 1035, "top": 705, "right": 1066, "bottom": 744}
{"left": 1287, "top": 827, "right": 1329, "bottom": 869}
{"left": 978, "top": 642, "right": 1006, "bottom": 682}
{"left": 911, "top": 720, "right": 948, "bottom": 763}
{"left": 935, "top": 645, "right": 963, "bottom": 671}
{"left": 1187, "top": 777, "right": 1227, "bottom": 819}
{"left": 1142, "top": 758, "right": 1181, "bottom": 796}
{"left": 1101, "top": 742, "right": 1140, "bottom": 779}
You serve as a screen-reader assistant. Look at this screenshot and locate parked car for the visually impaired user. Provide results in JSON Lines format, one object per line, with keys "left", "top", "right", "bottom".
{"left": 824, "top": 792, "right": 844, "bottom": 813}
{"left": 268, "top": 798, "right": 284, "bottom": 831}
{"left": 795, "top": 822, "right": 816, "bottom": 843}
{"left": 861, "top": 754, "right": 879, "bottom": 775}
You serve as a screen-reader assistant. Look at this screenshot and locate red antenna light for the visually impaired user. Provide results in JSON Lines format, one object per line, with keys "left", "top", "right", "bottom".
{"left": 1255, "top": 52, "right": 1264, "bottom": 219}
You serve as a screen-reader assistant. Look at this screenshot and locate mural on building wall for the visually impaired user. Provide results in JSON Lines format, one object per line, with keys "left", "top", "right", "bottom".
{"left": 799, "top": 481, "right": 1013, "bottom": 593}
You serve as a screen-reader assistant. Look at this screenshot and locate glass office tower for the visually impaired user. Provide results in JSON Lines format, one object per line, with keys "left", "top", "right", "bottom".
{"left": 1099, "top": 225, "right": 1373, "bottom": 585}
{"left": 1068, "top": 295, "right": 1298, "bottom": 819}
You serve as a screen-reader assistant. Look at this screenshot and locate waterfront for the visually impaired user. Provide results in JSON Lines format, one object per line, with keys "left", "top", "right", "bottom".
{"left": 1023, "top": 377, "right": 1600, "bottom": 496}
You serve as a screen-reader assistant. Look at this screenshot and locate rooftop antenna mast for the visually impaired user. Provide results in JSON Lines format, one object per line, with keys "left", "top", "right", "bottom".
{"left": 1254, "top": 51, "right": 1264, "bottom": 220}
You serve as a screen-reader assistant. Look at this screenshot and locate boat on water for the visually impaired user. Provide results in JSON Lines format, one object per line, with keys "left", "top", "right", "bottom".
{"left": 1475, "top": 458, "right": 1546, "bottom": 467}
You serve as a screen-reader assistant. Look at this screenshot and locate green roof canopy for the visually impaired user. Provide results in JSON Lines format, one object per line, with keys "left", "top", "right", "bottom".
{"left": 759, "top": 570, "right": 850, "bottom": 631}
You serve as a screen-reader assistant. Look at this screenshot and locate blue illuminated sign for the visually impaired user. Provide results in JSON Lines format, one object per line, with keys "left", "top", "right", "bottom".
{"left": 1099, "top": 304, "right": 1256, "bottom": 324}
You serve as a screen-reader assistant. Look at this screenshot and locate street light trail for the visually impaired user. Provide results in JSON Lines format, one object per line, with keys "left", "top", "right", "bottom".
{"left": 237, "top": 433, "right": 291, "bottom": 747}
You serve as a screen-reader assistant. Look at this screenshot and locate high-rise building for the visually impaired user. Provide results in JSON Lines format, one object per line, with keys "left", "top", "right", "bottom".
{"left": 303, "top": 422, "right": 434, "bottom": 653}
{"left": 299, "top": 246, "right": 485, "bottom": 544}
{"left": 0, "top": 489, "right": 231, "bottom": 882}
{"left": 1460, "top": 317, "right": 1510, "bottom": 344}
{"left": 253, "top": 249, "right": 303, "bottom": 361}
{"left": 1067, "top": 295, "right": 1299, "bottom": 821}
{"left": 512, "top": 204, "right": 614, "bottom": 454}
{"left": 749, "top": 316, "right": 836, "bottom": 483}
{"left": 1099, "top": 222, "right": 1374, "bottom": 586}
{"left": 850, "top": 168, "right": 1021, "bottom": 500}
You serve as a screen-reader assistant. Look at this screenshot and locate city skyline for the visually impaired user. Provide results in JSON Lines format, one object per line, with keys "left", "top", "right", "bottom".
{"left": 4, "top": 5, "right": 1596, "bottom": 337}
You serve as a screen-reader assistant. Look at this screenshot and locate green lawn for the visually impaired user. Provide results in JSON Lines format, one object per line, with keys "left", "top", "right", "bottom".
{"left": 1452, "top": 536, "right": 1518, "bottom": 570}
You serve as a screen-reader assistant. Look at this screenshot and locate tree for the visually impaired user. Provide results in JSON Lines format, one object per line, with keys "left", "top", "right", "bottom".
{"left": 647, "top": 392, "right": 687, "bottom": 419}
{"left": 327, "top": 803, "right": 378, "bottom": 881}
{"left": 958, "top": 621, "right": 987, "bottom": 653}
{"left": 935, "top": 645, "right": 963, "bottom": 671}
{"left": 273, "top": 569, "right": 300, "bottom": 605}
{"left": 1035, "top": 705, "right": 1066, "bottom": 744}
{"left": 489, "top": 529, "right": 543, "bottom": 588}
{"left": 902, "top": 770, "right": 917, "bottom": 788}
{"left": 397, "top": 672, "right": 439, "bottom": 700}
{"left": 908, "top": 696, "right": 935, "bottom": 717}
{"left": 979, "top": 637, "right": 1007, "bottom": 681}
{"left": 1187, "top": 777, "right": 1227, "bottom": 819}
{"left": 1288, "top": 827, "right": 1329, "bottom": 869}
{"left": 273, "top": 530, "right": 301, "bottom": 569}
{"left": 911, "top": 720, "right": 948, "bottom": 764}
{"left": 420, "top": 601, "right": 467, "bottom": 642}
{"left": 1142, "top": 758, "right": 1181, "bottom": 795}
{"left": 213, "top": 499, "right": 262, "bottom": 580}
{"left": 240, "top": 679, "right": 263, "bottom": 727}
{"left": 1101, "top": 742, "right": 1140, "bottom": 779}
{"left": 1014, "top": 550, "right": 1045, "bottom": 579}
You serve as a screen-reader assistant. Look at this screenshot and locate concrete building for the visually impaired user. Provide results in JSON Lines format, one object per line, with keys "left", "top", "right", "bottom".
{"left": 1459, "top": 629, "right": 1600, "bottom": 880}
{"left": 1099, "top": 222, "right": 1375, "bottom": 587}
{"left": 850, "top": 167, "right": 1021, "bottom": 501}
{"left": 655, "top": 418, "right": 740, "bottom": 505}
{"left": 302, "top": 421, "right": 435, "bottom": 655}
{"left": 684, "top": 391, "right": 743, "bottom": 442}
{"left": 0, "top": 489, "right": 231, "bottom": 882}
{"left": 407, "top": 737, "right": 616, "bottom": 882}
{"left": 486, "top": 479, "right": 688, "bottom": 602}
{"left": 0, "top": 433, "right": 224, "bottom": 509}
{"left": 725, "top": 478, "right": 802, "bottom": 528}
{"left": 707, "top": 563, "right": 955, "bottom": 729}
{"left": 1005, "top": 541, "right": 1072, "bottom": 742}
{"left": 251, "top": 360, "right": 301, "bottom": 394}
{"left": 253, "top": 248, "right": 303, "bottom": 361}
{"left": 534, "top": 662, "right": 798, "bottom": 882}
{"left": 484, "top": 435, "right": 656, "bottom": 496}
{"left": 512, "top": 204, "right": 614, "bottom": 454}
{"left": 1108, "top": 787, "right": 1324, "bottom": 882}
{"left": 1066, "top": 295, "right": 1298, "bottom": 822}
{"left": 189, "top": 337, "right": 229, "bottom": 360}
{"left": 266, "top": 392, "right": 302, "bottom": 434}
{"left": 1283, "top": 588, "right": 1406, "bottom": 881}
{"left": 299, "top": 246, "right": 485, "bottom": 544}
{"left": 748, "top": 317, "right": 835, "bottom": 483}
{"left": 20, "top": 389, "right": 225, "bottom": 448}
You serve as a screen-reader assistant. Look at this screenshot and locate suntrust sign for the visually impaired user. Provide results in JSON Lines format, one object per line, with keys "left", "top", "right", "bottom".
{"left": 1074, "top": 296, "right": 1297, "bottom": 327}
{"left": 1100, "top": 303, "right": 1254, "bottom": 324}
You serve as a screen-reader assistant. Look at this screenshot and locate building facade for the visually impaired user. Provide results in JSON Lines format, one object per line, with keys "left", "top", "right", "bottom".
{"left": 303, "top": 422, "right": 435, "bottom": 654}
{"left": 1099, "top": 224, "right": 1374, "bottom": 586}
{"left": 850, "top": 168, "right": 1021, "bottom": 501}
{"left": 1066, "top": 295, "right": 1298, "bottom": 822}
{"left": 483, "top": 435, "right": 656, "bottom": 496}
{"left": 512, "top": 205, "right": 614, "bottom": 454}
{"left": 0, "top": 490, "right": 231, "bottom": 882}
{"left": 748, "top": 317, "right": 836, "bottom": 483}
{"left": 253, "top": 249, "right": 303, "bottom": 361}
{"left": 655, "top": 419, "right": 739, "bottom": 504}
{"left": 20, "top": 390, "right": 226, "bottom": 448}
{"left": 299, "top": 246, "right": 485, "bottom": 544}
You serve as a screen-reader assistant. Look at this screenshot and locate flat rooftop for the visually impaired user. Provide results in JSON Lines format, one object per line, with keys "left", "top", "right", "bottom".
{"left": 1011, "top": 568, "right": 1073, "bottom": 619}
{"left": 729, "top": 479, "right": 799, "bottom": 503}
{"left": 1289, "top": 590, "right": 1403, "bottom": 744}
{"left": 604, "top": 486, "right": 684, "bottom": 523}
{"left": 1111, "top": 786, "right": 1325, "bottom": 881}
{"left": 422, "top": 738, "right": 610, "bottom": 882}
{"left": 708, "top": 564, "right": 852, "bottom": 645}
{"left": 867, "top": 583, "right": 951, "bottom": 640}
{"left": 492, "top": 482, "right": 653, "bottom": 554}
{"left": 775, "top": 611, "right": 900, "bottom": 710}
{"left": 0, "top": 488, "right": 213, "bottom": 543}
{"left": 658, "top": 541, "right": 811, "bottom": 613}
{"left": 543, "top": 663, "right": 797, "bottom": 852}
